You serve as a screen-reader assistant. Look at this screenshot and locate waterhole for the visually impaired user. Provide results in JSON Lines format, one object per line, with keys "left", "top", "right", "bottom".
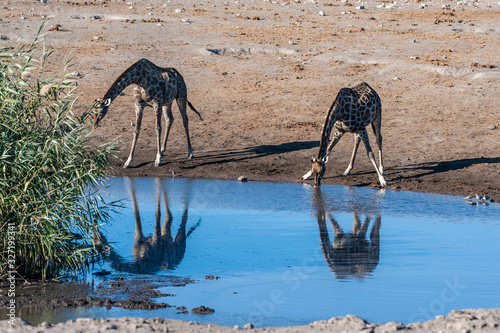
{"left": 11, "top": 177, "right": 500, "bottom": 327}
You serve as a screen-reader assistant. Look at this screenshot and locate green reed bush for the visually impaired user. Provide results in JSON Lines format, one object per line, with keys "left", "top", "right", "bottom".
{"left": 0, "top": 24, "right": 118, "bottom": 279}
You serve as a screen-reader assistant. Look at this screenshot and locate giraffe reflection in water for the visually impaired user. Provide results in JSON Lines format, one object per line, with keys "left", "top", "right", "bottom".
{"left": 313, "top": 188, "right": 381, "bottom": 280}
{"left": 106, "top": 177, "right": 200, "bottom": 274}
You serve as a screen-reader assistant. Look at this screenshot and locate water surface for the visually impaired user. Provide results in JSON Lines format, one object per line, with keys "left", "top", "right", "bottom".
{"left": 16, "top": 178, "right": 500, "bottom": 327}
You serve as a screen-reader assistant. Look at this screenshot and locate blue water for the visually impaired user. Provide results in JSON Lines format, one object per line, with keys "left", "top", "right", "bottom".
{"left": 17, "top": 177, "right": 500, "bottom": 327}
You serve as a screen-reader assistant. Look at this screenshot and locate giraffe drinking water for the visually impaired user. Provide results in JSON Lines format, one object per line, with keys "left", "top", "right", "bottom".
{"left": 302, "top": 82, "right": 386, "bottom": 187}
{"left": 93, "top": 58, "right": 202, "bottom": 168}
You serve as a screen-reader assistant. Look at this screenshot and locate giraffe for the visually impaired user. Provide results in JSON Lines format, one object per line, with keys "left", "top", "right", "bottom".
{"left": 302, "top": 82, "right": 387, "bottom": 187}
{"left": 93, "top": 58, "right": 203, "bottom": 168}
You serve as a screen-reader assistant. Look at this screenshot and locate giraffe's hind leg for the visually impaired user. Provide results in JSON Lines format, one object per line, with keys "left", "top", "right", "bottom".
{"left": 371, "top": 112, "right": 384, "bottom": 176}
{"left": 176, "top": 98, "right": 193, "bottom": 159}
{"left": 360, "top": 129, "right": 387, "bottom": 187}
{"left": 154, "top": 101, "right": 163, "bottom": 167}
{"left": 343, "top": 133, "right": 361, "bottom": 176}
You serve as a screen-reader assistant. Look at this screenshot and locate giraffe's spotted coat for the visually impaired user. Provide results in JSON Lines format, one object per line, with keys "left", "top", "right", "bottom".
{"left": 93, "top": 59, "right": 202, "bottom": 168}
{"left": 305, "top": 82, "right": 386, "bottom": 187}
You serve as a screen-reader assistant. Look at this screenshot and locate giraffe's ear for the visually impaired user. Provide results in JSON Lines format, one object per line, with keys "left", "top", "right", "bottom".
{"left": 104, "top": 98, "right": 112, "bottom": 106}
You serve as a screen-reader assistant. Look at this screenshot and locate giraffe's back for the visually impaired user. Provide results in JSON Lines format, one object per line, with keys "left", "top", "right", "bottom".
{"left": 334, "top": 82, "right": 381, "bottom": 131}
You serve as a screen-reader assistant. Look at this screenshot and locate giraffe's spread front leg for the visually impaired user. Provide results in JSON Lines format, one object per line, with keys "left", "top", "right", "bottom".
{"left": 124, "top": 101, "right": 145, "bottom": 168}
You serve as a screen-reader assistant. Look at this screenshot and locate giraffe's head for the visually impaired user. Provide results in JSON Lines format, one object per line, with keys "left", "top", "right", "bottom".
{"left": 92, "top": 98, "right": 111, "bottom": 129}
{"left": 311, "top": 156, "right": 327, "bottom": 187}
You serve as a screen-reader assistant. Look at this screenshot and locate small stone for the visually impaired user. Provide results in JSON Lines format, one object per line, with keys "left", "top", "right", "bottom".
{"left": 238, "top": 176, "right": 248, "bottom": 182}
{"left": 411, "top": 39, "right": 417, "bottom": 43}
{"left": 175, "top": 8, "right": 184, "bottom": 13}
{"left": 488, "top": 125, "right": 497, "bottom": 130}
{"left": 318, "top": 11, "right": 326, "bottom": 16}
{"left": 356, "top": 5, "right": 365, "bottom": 9}
{"left": 244, "top": 323, "right": 254, "bottom": 329}
{"left": 190, "top": 305, "right": 215, "bottom": 314}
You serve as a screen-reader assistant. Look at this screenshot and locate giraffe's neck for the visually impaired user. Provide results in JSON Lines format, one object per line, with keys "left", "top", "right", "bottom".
{"left": 317, "top": 98, "right": 340, "bottom": 160}
{"left": 102, "top": 60, "right": 146, "bottom": 103}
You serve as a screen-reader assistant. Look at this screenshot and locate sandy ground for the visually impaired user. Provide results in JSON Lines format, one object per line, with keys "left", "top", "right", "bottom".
{"left": 1, "top": 0, "right": 499, "bottom": 201}
{"left": 1, "top": 309, "right": 500, "bottom": 333}
{"left": 1, "top": 0, "right": 499, "bottom": 331}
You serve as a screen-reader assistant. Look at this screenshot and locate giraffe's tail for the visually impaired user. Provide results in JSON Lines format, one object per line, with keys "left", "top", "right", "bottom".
{"left": 187, "top": 101, "right": 203, "bottom": 121}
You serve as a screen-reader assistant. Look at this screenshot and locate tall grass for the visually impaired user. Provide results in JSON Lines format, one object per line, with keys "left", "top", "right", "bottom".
{"left": 0, "top": 24, "right": 118, "bottom": 279}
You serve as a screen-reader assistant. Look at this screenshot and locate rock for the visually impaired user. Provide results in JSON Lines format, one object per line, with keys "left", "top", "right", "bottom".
{"left": 244, "top": 323, "right": 254, "bottom": 329}
{"left": 191, "top": 305, "right": 215, "bottom": 314}
{"left": 238, "top": 176, "right": 248, "bottom": 182}
{"left": 318, "top": 11, "right": 326, "bottom": 16}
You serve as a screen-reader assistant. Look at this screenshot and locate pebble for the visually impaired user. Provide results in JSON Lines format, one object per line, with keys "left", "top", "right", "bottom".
{"left": 244, "top": 323, "right": 254, "bottom": 329}
{"left": 356, "top": 5, "right": 365, "bottom": 9}
{"left": 318, "top": 11, "right": 326, "bottom": 16}
{"left": 175, "top": 8, "right": 184, "bottom": 13}
{"left": 238, "top": 176, "right": 248, "bottom": 182}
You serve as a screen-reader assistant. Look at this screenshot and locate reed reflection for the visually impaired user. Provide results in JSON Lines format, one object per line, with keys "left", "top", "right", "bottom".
{"left": 312, "top": 188, "right": 381, "bottom": 280}
{"left": 106, "top": 177, "right": 200, "bottom": 274}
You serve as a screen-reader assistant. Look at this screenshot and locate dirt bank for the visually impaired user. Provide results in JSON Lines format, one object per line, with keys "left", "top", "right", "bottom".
{"left": 2, "top": 309, "right": 500, "bottom": 333}
{"left": 1, "top": 0, "right": 498, "bottom": 201}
